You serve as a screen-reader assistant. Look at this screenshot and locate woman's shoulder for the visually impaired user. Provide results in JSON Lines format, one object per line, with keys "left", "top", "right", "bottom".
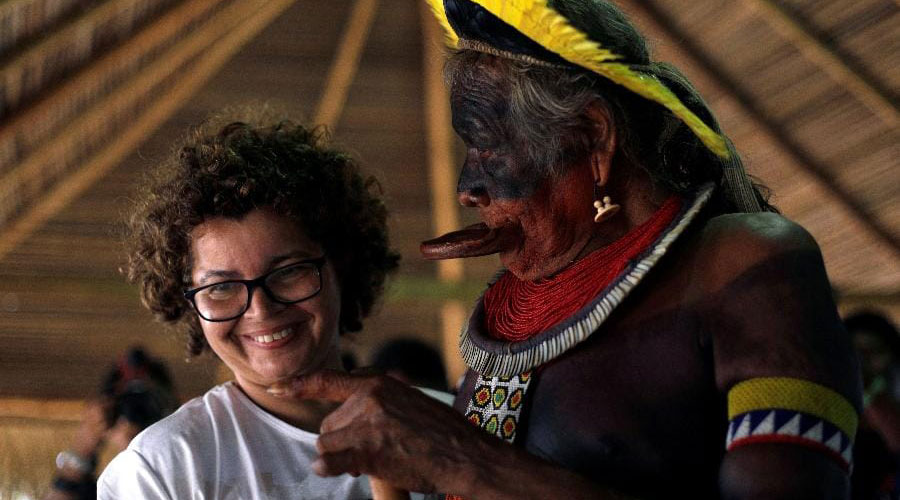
{"left": 98, "top": 447, "right": 169, "bottom": 499}
{"left": 100, "top": 382, "right": 377, "bottom": 499}
{"left": 127, "top": 383, "right": 237, "bottom": 455}
{"left": 98, "top": 383, "right": 244, "bottom": 496}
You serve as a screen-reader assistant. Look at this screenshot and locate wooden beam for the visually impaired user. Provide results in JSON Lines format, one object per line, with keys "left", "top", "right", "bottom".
{"left": 421, "top": 3, "right": 463, "bottom": 284}
{"left": 0, "top": 0, "right": 226, "bottom": 174}
{"left": 421, "top": 2, "right": 467, "bottom": 386}
{"left": 313, "top": 0, "right": 380, "bottom": 131}
{"left": 0, "top": 0, "right": 298, "bottom": 261}
{"left": 0, "top": 0, "right": 163, "bottom": 116}
{"left": 631, "top": 0, "right": 900, "bottom": 255}
{"left": 0, "top": 398, "right": 84, "bottom": 421}
{"left": 744, "top": 0, "right": 897, "bottom": 128}
{"left": 439, "top": 301, "right": 468, "bottom": 390}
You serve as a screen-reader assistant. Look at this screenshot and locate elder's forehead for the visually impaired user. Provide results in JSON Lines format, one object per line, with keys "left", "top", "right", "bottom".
{"left": 450, "top": 61, "right": 511, "bottom": 119}
{"left": 450, "top": 53, "right": 508, "bottom": 94}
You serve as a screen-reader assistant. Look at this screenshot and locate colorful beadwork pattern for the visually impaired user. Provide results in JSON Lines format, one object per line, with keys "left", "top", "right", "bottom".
{"left": 726, "top": 377, "right": 858, "bottom": 471}
{"left": 458, "top": 185, "right": 714, "bottom": 377}
{"left": 726, "top": 408, "right": 854, "bottom": 471}
{"left": 464, "top": 371, "right": 533, "bottom": 443}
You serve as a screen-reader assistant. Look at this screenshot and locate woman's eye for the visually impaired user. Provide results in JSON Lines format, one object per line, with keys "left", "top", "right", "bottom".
{"left": 206, "top": 282, "right": 241, "bottom": 298}
{"left": 270, "top": 265, "right": 312, "bottom": 282}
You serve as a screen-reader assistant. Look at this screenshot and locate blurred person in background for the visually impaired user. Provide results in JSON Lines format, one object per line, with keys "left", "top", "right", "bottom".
{"left": 847, "top": 311, "right": 900, "bottom": 500}
{"left": 371, "top": 338, "right": 449, "bottom": 392}
{"left": 98, "top": 115, "right": 400, "bottom": 498}
{"left": 46, "top": 347, "right": 176, "bottom": 500}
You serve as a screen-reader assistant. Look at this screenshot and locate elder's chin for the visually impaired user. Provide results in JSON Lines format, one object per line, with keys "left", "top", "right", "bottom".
{"left": 499, "top": 252, "right": 544, "bottom": 281}
{"left": 501, "top": 243, "right": 584, "bottom": 281}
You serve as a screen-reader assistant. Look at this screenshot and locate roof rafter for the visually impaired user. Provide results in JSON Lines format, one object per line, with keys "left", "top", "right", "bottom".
{"left": 313, "top": 0, "right": 379, "bottom": 131}
{"left": 631, "top": 0, "right": 899, "bottom": 254}
{"left": 0, "top": 0, "right": 297, "bottom": 261}
{"left": 743, "top": 0, "right": 898, "bottom": 128}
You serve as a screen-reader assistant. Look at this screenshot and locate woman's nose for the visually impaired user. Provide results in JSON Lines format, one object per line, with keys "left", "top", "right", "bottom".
{"left": 243, "top": 287, "right": 282, "bottom": 318}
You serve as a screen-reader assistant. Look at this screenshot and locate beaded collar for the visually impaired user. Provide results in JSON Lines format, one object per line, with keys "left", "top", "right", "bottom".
{"left": 458, "top": 184, "right": 715, "bottom": 377}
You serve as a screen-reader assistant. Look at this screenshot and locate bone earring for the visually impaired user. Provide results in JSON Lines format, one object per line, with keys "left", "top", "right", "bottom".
{"left": 590, "top": 161, "right": 620, "bottom": 223}
{"left": 593, "top": 186, "right": 620, "bottom": 223}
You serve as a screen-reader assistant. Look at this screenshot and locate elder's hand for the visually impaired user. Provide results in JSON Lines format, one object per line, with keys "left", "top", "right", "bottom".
{"left": 268, "top": 369, "right": 497, "bottom": 495}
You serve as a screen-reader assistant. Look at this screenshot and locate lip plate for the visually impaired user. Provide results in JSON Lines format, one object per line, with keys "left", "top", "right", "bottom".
{"left": 420, "top": 222, "right": 521, "bottom": 260}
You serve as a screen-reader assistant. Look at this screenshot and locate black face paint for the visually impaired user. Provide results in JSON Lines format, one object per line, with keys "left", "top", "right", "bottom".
{"left": 450, "top": 66, "right": 549, "bottom": 201}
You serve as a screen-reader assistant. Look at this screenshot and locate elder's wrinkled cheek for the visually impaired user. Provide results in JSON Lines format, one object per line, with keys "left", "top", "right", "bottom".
{"left": 451, "top": 100, "right": 548, "bottom": 200}
{"left": 457, "top": 150, "right": 542, "bottom": 200}
{"left": 486, "top": 154, "right": 547, "bottom": 200}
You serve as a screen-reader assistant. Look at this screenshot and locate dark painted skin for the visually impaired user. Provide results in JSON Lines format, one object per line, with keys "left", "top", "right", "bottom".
{"left": 273, "top": 54, "right": 861, "bottom": 498}
{"left": 451, "top": 215, "right": 860, "bottom": 497}
{"left": 425, "top": 54, "right": 609, "bottom": 280}
{"left": 449, "top": 65, "right": 546, "bottom": 202}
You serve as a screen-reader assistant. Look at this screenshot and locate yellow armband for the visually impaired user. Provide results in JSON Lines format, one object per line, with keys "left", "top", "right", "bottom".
{"left": 726, "top": 377, "right": 858, "bottom": 472}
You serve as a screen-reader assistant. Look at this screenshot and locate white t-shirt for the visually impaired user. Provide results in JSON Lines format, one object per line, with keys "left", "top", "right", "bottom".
{"left": 98, "top": 382, "right": 372, "bottom": 499}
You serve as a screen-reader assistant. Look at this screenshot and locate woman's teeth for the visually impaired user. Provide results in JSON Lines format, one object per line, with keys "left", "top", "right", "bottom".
{"left": 253, "top": 328, "right": 292, "bottom": 344}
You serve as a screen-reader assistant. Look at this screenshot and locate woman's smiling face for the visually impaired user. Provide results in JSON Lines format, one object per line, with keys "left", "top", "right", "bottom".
{"left": 188, "top": 208, "right": 342, "bottom": 390}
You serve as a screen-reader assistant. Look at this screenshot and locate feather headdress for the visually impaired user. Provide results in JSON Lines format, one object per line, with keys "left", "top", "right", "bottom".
{"left": 425, "top": 0, "right": 730, "bottom": 158}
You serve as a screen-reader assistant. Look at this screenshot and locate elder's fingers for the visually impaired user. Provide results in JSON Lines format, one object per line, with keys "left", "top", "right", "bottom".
{"left": 267, "top": 369, "right": 373, "bottom": 400}
{"left": 370, "top": 478, "right": 409, "bottom": 500}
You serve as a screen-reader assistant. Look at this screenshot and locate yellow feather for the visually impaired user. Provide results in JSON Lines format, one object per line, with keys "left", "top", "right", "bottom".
{"left": 424, "top": 0, "right": 460, "bottom": 47}
{"left": 598, "top": 63, "right": 729, "bottom": 157}
{"left": 419, "top": 0, "right": 729, "bottom": 157}
{"left": 467, "top": 0, "right": 729, "bottom": 158}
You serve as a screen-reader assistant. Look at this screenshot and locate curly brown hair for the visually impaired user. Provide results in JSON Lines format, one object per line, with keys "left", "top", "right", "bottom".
{"left": 124, "top": 117, "right": 400, "bottom": 356}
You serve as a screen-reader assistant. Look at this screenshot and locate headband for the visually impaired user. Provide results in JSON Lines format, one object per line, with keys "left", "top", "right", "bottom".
{"left": 425, "top": 0, "right": 730, "bottom": 158}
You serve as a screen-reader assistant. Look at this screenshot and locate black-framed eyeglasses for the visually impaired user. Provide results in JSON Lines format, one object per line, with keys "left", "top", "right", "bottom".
{"left": 183, "top": 256, "right": 326, "bottom": 322}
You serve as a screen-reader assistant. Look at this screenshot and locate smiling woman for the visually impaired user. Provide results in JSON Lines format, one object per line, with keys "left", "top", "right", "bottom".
{"left": 186, "top": 209, "right": 343, "bottom": 407}
{"left": 98, "top": 113, "right": 399, "bottom": 499}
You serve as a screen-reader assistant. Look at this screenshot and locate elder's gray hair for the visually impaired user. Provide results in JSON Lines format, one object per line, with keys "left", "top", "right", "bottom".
{"left": 444, "top": 0, "right": 773, "bottom": 213}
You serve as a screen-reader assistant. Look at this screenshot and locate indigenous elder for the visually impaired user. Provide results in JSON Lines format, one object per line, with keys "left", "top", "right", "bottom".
{"left": 98, "top": 118, "right": 399, "bottom": 498}
{"left": 269, "top": 1, "right": 862, "bottom": 498}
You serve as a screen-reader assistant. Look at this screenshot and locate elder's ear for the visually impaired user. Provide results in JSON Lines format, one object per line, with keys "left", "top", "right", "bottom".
{"left": 585, "top": 103, "right": 617, "bottom": 187}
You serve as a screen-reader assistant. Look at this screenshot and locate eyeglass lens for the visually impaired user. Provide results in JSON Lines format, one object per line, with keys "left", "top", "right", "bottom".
{"left": 193, "top": 263, "right": 321, "bottom": 321}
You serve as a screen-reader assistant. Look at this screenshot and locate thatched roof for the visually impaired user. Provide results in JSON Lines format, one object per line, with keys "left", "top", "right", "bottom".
{"left": 0, "top": 0, "right": 896, "bottom": 402}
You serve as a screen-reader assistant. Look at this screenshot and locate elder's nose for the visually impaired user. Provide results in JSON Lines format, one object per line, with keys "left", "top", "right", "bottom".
{"left": 456, "top": 150, "right": 492, "bottom": 208}
{"left": 457, "top": 189, "right": 490, "bottom": 207}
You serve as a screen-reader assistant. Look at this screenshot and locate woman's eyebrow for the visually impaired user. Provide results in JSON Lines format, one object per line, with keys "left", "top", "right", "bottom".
{"left": 268, "top": 250, "right": 321, "bottom": 267}
{"left": 195, "top": 269, "right": 241, "bottom": 285}
{"left": 194, "top": 250, "right": 323, "bottom": 285}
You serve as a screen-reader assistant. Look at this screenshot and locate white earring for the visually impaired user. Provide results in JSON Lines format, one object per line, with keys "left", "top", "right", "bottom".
{"left": 593, "top": 195, "right": 620, "bottom": 223}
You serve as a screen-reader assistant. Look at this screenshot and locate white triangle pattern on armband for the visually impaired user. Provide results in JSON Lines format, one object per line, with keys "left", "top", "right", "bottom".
{"left": 725, "top": 408, "right": 853, "bottom": 472}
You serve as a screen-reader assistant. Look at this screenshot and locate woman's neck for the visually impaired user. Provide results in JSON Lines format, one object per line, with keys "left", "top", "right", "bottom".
{"left": 238, "top": 380, "right": 339, "bottom": 432}
{"left": 233, "top": 353, "right": 344, "bottom": 433}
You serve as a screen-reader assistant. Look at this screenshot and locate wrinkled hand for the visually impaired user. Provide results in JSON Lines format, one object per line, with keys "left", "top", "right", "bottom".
{"left": 270, "top": 369, "right": 496, "bottom": 495}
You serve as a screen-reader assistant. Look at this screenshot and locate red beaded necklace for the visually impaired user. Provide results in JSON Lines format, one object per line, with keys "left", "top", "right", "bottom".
{"left": 484, "top": 195, "right": 683, "bottom": 342}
